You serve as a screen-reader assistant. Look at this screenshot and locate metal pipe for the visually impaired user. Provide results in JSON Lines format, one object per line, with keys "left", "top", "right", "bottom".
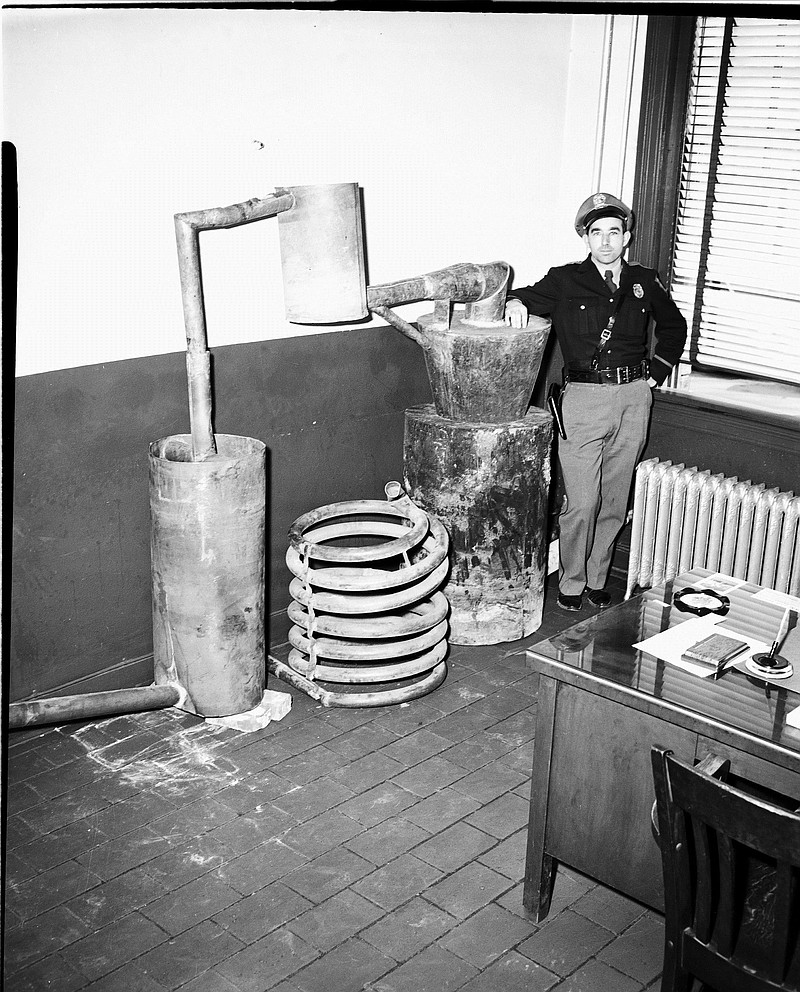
{"left": 8, "top": 683, "right": 182, "bottom": 730}
{"left": 368, "top": 305, "right": 427, "bottom": 348}
{"left": 366, "top": 261, "right": 510, "bottom": 332}
{"left": 366, "top": 261, "right": 508, "bottom": 309}
{"left": 267, "top": 655, "right": 333, "bottom": 706}
{"left": 173, "top": 191, "right": 296, "bottom": 461}
{"left": 289, "top": 490, "right": 429, "bottom": 563}
{"left": 267, "top": 653, "right": 448, "bottom": 709}
{"left": 463, "top": 261, "right": 512, "bottom": 326}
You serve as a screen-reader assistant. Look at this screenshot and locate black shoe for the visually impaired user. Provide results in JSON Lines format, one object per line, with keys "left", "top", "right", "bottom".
{"left": 557, "top": 592, "right": 583, "bottom": 612}
{"left": 587, "top": 588, "right": 612, "bottom": 609}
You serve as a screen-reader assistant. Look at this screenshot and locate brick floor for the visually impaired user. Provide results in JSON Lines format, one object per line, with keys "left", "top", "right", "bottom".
{"left": 3, "top": 573, "right": 667, "bottom": 991}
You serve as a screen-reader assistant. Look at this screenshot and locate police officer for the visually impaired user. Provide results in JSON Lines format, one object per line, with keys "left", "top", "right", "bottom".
{"left": 505, "top": 193, "right": 686, "bottom": 611}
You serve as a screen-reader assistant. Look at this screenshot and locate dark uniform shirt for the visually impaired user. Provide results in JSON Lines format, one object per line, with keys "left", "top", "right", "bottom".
{"left": 509, "top": 256, "right": 687, "bottom": 386}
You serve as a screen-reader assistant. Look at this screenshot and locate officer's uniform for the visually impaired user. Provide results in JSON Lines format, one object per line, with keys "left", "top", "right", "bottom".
{"left": 508, "top": 194, "right": 687, "bottom": 602}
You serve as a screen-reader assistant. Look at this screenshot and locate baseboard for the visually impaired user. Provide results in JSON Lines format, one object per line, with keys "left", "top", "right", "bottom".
{"left": 10, "top": 609, "right": 295, "bottom": 705}
{"left": 14, "top": 549, "right": 639, "bottom": 704}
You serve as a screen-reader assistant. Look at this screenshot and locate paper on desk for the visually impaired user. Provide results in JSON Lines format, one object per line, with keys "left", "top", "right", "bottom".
{"left": 786, "top": 706, "right": 800, "bottom": 729}
{"left": 752, "top": 588, "right": 800, "bottom": 612}
{"left": 686, "top": 572, "right": 748, "bottom": 594}
{"left": 633, "top": 615, "right": 769, "bottom": 679}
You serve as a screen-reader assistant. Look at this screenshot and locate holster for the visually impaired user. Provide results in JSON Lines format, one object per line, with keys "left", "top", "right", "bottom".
{"left": 547, "top": 381, "right": 567, "bottom": 440}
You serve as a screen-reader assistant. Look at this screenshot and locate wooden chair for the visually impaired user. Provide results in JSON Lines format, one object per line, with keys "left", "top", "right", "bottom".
{"left": 651, "top": 746, "right": 800, "bottom": 992}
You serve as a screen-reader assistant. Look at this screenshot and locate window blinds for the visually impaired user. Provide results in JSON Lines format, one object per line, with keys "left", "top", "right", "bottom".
{"left": 670, "top": 17, "right": 800, "bottom": 385}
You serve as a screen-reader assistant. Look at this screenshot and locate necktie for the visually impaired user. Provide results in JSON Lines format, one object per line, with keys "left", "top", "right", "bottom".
{"left": 604, "top": 269, "right": 616, "bottom": 293}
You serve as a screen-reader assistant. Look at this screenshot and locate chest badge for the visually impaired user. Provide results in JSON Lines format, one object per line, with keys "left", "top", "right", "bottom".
{"left": 633, "top": 283, "right": 644, "bottom": 299}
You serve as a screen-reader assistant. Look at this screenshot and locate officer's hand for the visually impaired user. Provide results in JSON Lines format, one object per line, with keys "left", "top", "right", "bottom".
{"left": 505, "top": 299, "right": 528, "bottom": 329}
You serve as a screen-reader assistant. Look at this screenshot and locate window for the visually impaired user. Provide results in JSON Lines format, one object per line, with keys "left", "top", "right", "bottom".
{"left": 670, "top": 17, "right": 800, "bottom": 386}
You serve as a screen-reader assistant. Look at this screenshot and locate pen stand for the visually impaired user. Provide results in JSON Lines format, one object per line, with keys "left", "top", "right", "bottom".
{"left": 746, "top": 652, "right": 794, "bottom": 680}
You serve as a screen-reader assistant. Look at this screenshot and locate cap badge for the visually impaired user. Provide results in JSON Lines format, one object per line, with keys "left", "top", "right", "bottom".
{"left": 592, "top": 194, "right": 607, "bottom": 208}
{"left": 633, "top": 283, "right": 644, "bottom": 299}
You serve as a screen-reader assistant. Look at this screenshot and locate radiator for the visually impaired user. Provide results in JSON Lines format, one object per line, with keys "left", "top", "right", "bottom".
{"left": 625, "top": 458, "right": 800, "bottom": 600}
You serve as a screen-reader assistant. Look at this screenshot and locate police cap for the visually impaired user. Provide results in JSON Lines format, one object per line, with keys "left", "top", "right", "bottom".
{"left": 574, "top": 193, "right": 633, "bottom": 236}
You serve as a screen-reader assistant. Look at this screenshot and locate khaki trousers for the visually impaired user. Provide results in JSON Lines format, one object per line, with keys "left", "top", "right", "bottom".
{"left": 557, "top": 379, "right": 652, "bottom": 596}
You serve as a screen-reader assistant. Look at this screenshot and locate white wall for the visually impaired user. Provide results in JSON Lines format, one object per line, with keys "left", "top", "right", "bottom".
{"left": 4, "top": 9, "right": 645, "bottom": 376}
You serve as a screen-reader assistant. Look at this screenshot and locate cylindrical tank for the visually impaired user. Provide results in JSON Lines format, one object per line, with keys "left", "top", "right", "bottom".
{"left": 278, "top": 182, "right": 368, "bottom": 324}
{"left": 149, "top": 434, "right": 266, "bottom": 716}
{"left": 404, "top": 405, "right": 553, "bottom": 644}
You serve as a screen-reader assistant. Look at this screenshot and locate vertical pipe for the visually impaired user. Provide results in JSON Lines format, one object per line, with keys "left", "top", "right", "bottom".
{"left": 173, "top": 190, "right": 296, "bottom": 462}
{"left": 174, "top": 216, "right": 216, "bottom": 460}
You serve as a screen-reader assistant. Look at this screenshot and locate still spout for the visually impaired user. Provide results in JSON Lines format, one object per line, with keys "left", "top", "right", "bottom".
{"left": 366, "top": 261, "right": 510, "bottom": 335}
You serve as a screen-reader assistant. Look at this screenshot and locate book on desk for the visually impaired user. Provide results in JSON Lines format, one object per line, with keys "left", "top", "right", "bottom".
{"left": 681, "top": 631, "right": 749, "bottom": 675}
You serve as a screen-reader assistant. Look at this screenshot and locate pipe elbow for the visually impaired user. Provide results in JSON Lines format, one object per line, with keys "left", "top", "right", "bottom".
{"left": 463, "top": 261, "right": 510, "bottom": 326}
{"left": 384, "top": 480, "right": 419, "bottom": 519}
{"left": 384, "top": 481, "right": 405, "bottom": 502}
{"left": 477, "top": 261, "right": 511, "bottom": 299}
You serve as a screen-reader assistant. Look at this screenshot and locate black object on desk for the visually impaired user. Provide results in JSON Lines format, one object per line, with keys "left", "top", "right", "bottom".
{"left": 751, "top": 607, "right": 797, "bottom": 678}
{"left": 673, "top": 587, "right": 729, "bottom": 617}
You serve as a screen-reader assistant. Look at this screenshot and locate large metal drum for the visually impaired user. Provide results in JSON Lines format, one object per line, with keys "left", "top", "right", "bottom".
{"left": 149, "top": 433, "right": 266, "bottom": 716}
{"left": 405, "top": 405, "right": 553, "bottom": 644}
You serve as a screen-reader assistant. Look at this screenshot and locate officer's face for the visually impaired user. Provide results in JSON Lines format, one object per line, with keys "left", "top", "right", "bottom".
{"left": 583, "top": 217, "right": 631, "bottom": 267}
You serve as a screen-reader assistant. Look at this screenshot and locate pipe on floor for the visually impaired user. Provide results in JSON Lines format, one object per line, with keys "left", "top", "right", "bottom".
{"left": 267, "top": 655, "right": 333, "bottom": 706}
{"left": 7, "top": 683, "right": 183, "bottom": 730}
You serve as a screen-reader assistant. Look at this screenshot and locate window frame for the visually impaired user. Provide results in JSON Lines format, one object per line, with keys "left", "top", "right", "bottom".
{"left": 632, "top": 15, "right": 696, "bottom": 283}
{"left": 633, "top": 15, "right": 800, "bottom": 390}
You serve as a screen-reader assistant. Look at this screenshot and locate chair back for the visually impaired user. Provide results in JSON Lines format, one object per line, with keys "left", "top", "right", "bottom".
{"left": 651, "top": 746, "right": 800, "bottom": 992}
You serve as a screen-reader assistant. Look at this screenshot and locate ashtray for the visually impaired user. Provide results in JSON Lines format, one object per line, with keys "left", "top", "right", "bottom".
{"left": 673, "top": 587, "right": 730, "bottom": 617}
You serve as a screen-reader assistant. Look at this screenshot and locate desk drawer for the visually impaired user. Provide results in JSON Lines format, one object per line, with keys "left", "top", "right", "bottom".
{"left": 695, "top": 736, "right": 800, "bottom": 804}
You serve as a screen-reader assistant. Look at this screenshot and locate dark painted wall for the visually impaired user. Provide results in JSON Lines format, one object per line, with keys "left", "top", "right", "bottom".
{"left": 12, "top": 323, "right": 797, "bottom": 702}
{"left": 10, "top": 325, "right": 432, "bottom": 700}
{"left": 608, "top": 390, "right": 800, "bottom": 576}
{"left": 645, "top": 392, "right": 799, "bottom": 495}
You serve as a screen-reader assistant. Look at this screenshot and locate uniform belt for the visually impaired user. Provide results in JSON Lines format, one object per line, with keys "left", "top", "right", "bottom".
{"left": 566, "top": 361, "right": 649, "bottom": 385}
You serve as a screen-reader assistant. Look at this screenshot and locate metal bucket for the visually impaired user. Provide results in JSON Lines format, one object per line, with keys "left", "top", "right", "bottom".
{"left": 417, "top": 310, "right": 551, "bottom": 423}
{"left": 149, "top": 433, "right": 266, "bottom": 716}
